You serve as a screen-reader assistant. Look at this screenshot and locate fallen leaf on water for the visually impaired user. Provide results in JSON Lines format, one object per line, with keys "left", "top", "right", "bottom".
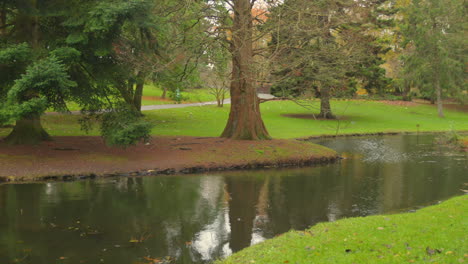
{"left": 143, "top": 256, "right": 161, "bottom": 263}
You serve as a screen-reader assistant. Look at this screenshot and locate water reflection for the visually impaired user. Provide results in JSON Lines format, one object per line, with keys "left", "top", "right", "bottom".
{"left": 0, "top": 135, "right": 466, "bottom": 264}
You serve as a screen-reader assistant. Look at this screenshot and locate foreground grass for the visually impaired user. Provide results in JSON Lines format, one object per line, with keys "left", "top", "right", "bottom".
{"left": 218, "top": 195, "right": 468, "bottom": 264}
{"left": 1, "top": 100, "right": 467, "bottom": 138}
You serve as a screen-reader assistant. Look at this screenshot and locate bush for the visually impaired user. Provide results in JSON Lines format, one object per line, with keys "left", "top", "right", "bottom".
{"left": 100, "top": 107, "right": 152, "bottom": 147}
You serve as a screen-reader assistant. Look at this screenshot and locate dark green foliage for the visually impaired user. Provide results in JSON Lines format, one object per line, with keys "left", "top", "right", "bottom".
{"left": 267, "top": 0, "right": 395, "bottom": 100}
{"left": 0, "top": 45, "right": 55, "bottom": 127}
{"left": 100, "top": 107, "right": 152, "bottom": 147}
{"left": 8, "top": 56, "right": 76, "bottom": 115}
{"left": 0, "top": 43, "right": 33, "bottom": 95}
{"left": 399, "top": 0, "right": 466, "bottom": 116}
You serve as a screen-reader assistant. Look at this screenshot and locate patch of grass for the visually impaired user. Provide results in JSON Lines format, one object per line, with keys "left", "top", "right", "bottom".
{"left": 2, "top": 100, "right": 467, "bottom": 138}
{"left": 144, "top": 100, "right": 468, "bottom": 138}
{"left": 143, "top": 84, "right": 226, "bottom": 104}
{"left": 217, "top": 195, "right": 468, "bottom": 264}
{"left": 48, "top": 85, "right": 222, "bottom": 112}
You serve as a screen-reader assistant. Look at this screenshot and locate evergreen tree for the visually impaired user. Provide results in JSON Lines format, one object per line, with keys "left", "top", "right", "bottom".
{"left": 400, "top": 0, "right": 466, "bottom": 117}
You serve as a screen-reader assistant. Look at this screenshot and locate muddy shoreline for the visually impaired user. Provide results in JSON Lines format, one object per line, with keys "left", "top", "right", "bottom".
{"left": 0, "top": 156, "right": 339, "bottom": 184}
{"left": 0, "top": 136, "right": 339, "bottom": 184}
{"left": 2, "top": 131, "right": 466, "bottom": 184}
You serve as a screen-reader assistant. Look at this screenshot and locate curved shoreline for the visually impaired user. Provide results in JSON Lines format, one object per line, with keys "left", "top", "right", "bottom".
{"left": 298, "top": 130, "right": 468, "bottom": 140}
{"left": 1, "top": 131, "right": 466, "bottom": 184}
{"left": 0, "top": 136, "right": 339, "bottom": 184}
{"left": 0, "top": 156, "right": 339, "bottom": 184}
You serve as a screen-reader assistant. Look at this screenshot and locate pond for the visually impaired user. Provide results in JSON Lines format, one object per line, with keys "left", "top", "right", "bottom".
{"left": 0, "top": 134, "right": 466, "bottom": 264}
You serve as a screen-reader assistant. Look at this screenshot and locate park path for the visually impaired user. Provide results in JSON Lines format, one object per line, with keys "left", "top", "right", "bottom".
{"left": 47, "top": 93, "right": 275, "bottom": 115}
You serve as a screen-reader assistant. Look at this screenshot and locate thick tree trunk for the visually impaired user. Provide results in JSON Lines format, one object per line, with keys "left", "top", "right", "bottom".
{"left": 221, "top": 0, "right": 270, "bottom": 140}
{"left": 435, "top": 75, "right": 444, "bottom": 118}
{"left": 5, "top": 114, "right": 50, "bottom": 144}
{"left": 319, "top": 87, "right": 335, "bottom": 119}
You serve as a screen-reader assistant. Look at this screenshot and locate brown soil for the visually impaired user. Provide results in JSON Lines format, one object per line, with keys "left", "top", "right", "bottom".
{"left": 0, "top": 136, "right": 338, "bottom": 182}
{"left": 381, "top": 99, "right": 468, "bottom": 112}
{"left": 380, "top": 100, "right": 419, "bottom": 107}
{"left": 442, "top": 103, "right": 468, "bottom": 113}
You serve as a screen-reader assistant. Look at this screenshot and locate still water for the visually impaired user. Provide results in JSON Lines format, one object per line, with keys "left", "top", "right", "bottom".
{"left": 0, "top": 134, "right": 466, "bottom": 264}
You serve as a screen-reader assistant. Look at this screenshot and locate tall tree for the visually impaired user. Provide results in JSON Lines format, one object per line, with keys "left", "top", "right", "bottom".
{"left": 267, "top": 0, "right": 361, "bottom": 119}
{"left": 220, "top": 0, "right": 270, "bottom": 140}
{"left": 400, "top": 0, "right": 466, "bottom": 118}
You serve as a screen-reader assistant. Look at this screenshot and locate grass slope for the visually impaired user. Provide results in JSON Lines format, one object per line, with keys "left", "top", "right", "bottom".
{"left": 1, "top": 100, "right": 467, "bottom": 138}
{"left": 218, "top": 195, "right": 468, "bottom": 264}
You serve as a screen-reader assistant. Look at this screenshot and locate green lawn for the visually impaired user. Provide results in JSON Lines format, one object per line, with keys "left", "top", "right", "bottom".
{"left": 145, "top": 100, "right": 468, "bottom": 138}
{"left": 59, "top": 84, "right": 221, "bottom": 111}
{"left": 143, "top": 84, "right": 224, "bottom": 103}
{"left": 217, "top": 195, "right": 468, "bottom": 264}
{"left": 2, "top": 100, "right": 467, "bottom": 138}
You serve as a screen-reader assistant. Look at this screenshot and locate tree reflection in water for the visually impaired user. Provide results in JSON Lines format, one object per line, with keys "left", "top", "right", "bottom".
{"left": 0, "top": 134, "right": 466, "bottom": 263}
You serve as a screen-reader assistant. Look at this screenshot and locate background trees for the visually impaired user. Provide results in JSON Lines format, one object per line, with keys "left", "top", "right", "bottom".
{"left": 400, "top": 0, "right": 467, "bottom": 118}
{"left": 1, "top": 0, "right": 466, "bottom": 144}
{"left": 0, "top": 0, "right": 205, "bottom": 145}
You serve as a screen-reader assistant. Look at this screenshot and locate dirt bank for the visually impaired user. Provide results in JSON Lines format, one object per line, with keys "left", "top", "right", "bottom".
{"left": 0, "top": 136, "right": 338, "bottom": 183}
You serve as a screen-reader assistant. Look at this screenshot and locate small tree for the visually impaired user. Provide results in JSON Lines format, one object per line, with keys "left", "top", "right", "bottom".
{"left": 208, "top": 72, "right": 230, "bottom": 107}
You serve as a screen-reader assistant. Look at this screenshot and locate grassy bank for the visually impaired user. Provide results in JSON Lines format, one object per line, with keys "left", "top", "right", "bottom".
{"left": 218, "top": 195, "right": 468, "bottom": 264}
{"left": 2, "top": 100, "right": 467, "bottom": 138}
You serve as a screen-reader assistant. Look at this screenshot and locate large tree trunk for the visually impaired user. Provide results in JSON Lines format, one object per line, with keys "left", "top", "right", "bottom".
{"left": 318, "top": 87, "right": 335, "bottom": 119}
{"left": 5, "top": 114, "right": 50, "bottom": 144}
{"left": 221, "top": 0, "right": 270, "bottom": 140}
{"left": 435, "top": 75, "right": 444, "bottom": 118}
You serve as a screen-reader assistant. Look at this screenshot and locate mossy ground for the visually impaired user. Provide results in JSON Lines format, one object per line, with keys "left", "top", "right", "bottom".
{"left": 218, "top": 195, "right": 468, "bottom": 264}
